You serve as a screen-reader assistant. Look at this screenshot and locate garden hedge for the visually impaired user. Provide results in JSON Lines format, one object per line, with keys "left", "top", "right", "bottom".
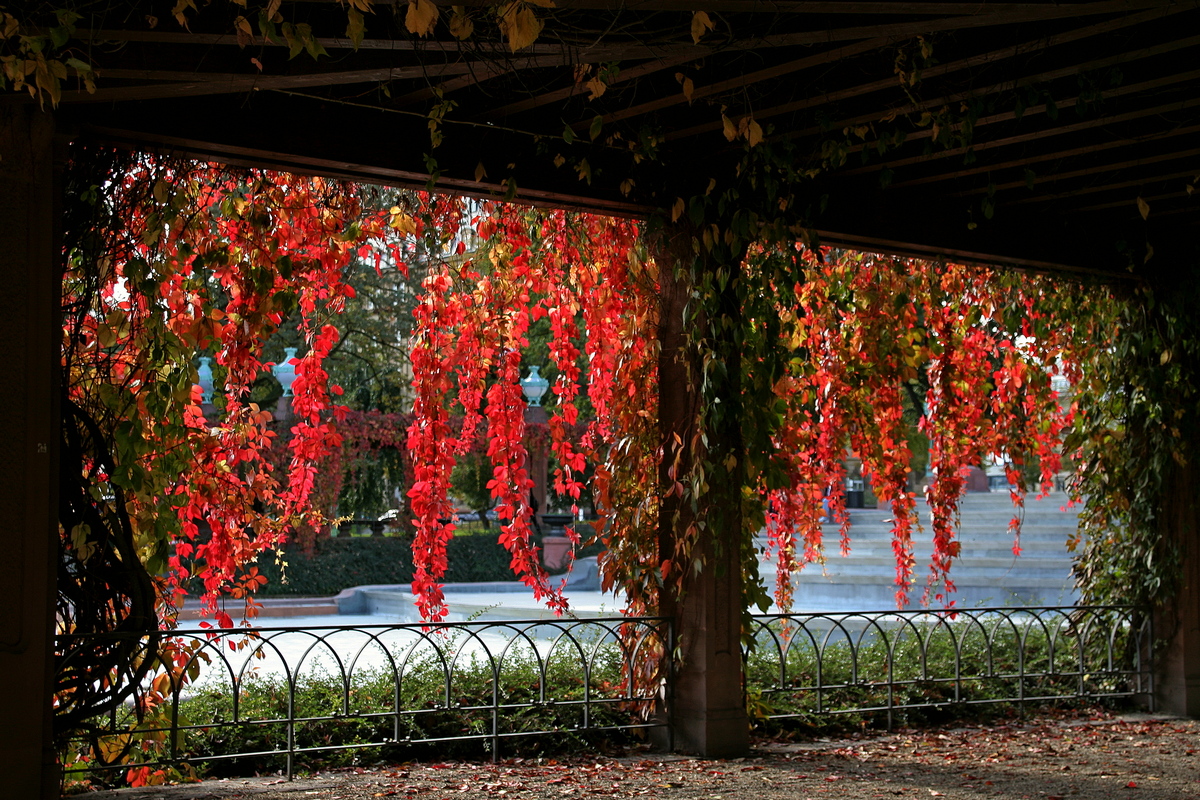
{"left": 251, "top": 532, "right": 602, "bottom": 597}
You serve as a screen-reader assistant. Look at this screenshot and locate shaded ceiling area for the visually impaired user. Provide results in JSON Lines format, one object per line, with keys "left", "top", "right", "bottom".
{"left": 21, "top": 0, "right": 1200, "bottom": 275}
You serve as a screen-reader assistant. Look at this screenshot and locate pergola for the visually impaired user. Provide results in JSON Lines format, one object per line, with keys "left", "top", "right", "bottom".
{"left": 2, "top": 1, "right": 1198, "bottom": 796}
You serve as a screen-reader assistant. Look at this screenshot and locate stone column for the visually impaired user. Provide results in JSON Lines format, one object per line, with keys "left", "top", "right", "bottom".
{"left": 0, "top": 104, "right": 61, "bottom": 798}
{"left": 654, "top": 225, "right": 749, "bottom": 757}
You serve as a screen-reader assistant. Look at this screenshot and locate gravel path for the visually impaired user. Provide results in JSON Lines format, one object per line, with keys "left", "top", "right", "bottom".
{"left": 76, "top": 712, "right": 1200, "bottom": 800}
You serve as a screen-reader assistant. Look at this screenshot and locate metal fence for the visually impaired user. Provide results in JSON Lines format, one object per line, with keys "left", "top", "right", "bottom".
{"left": 56, "top": 616, "right": 670, "bottom": 780}
{"left": 57, "top": 605, "right": 1152, "bottom": 781}
{"left": 747, "top": 605, "right": 1153, "bottom": 728}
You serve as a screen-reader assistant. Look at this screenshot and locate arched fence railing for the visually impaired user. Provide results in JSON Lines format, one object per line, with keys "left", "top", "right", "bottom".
{"left": 56, "top": 616, "right": 670, "bottom": 780}
{"left": 57, "top": 606, "right": 1151, "bottom": 781}
{"left": 746, "top": 605, "right": 1153, "bottom": 728}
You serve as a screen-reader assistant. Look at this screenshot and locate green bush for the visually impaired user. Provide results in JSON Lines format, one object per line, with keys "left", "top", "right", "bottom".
{"left": 248, "top": 530, "right": 605, "bottom": 597}
{"left": 252, "top": 534, "right": 524, "bottom": 596}
{"left": 117, "top": 638, "right": 637, "bottom": 779}
{"left": 745, "top": 613, "right": 1142, "bottom": 735}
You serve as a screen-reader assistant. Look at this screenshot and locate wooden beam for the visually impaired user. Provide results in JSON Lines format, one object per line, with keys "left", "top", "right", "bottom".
{"left": 887, "top": 123, "right": 1200, "bottom": 189}
{"left": 49, "top": 63, "right": 476, "bottom": 104}
{"left": 667, "top": 31, "right": 1200, "bottom": 142}
{"left": 841, "top": 94, "right": 1200, "bottom": 177}
{"left": 73, "top": 27, "right": 565, "bottom": 55}
{"left": 1066, "top": 188, "right": 1193, "bottom": 213}
{"left": 71, "top": 2, "right": 1174, "bottom": 62}
{"left": 952, "top": 147, "right": 1200, "bottom": 196}
{"left": 1004, "top": 168, "right": 1200, "bottom": 206}
{"left": 591, "top": 36, "right": 891, "bottom": 129}
{"left": 604, "top": 3, "right": 1183, "bottom": 132}
{"left": 292, "top": 0, "right": 1175, "bottom": 14}
{"left": 838, "top": 65, "right": 1200, "bottom": 161}
{"left": 813, "top": 228, "right": 1131, "bottom": 278}
{"left": 79, "top": 125, "right": 654, "bottom": 217}
{"left": 390, "top": 54, "right": 573, "bottom": 108}
{"left": 487, "top": 54, "right": 694, "bottom": 118}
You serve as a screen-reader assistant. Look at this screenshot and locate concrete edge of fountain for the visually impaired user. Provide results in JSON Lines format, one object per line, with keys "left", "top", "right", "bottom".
{"left": 179, "top": 557, "right": 614, "bottom": 620}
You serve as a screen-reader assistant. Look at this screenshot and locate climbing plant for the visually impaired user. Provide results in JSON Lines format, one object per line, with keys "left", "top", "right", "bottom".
{"left": 1066, "top": 268, "right": 1200, "bottom": 611}
{"left": 55, "top": 146, "right": 424, "bottom": 762}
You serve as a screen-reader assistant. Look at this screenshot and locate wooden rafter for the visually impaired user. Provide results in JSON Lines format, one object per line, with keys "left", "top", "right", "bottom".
{"left": 596, "top": 4, "right": 1188, "bottom": 131}
{"left": 52, "top": 63, "right": 476, "bottom": 104}
{"left": 26, "top": 0, "right": 1194, "bottom": 272}
{"left": 1005, "top": 168, "right": 1200, "bottom": 205}
{"left": 953, "top": 147, "right": 1200, "bottom": 196}
{"left": 887, "top": 123, "right": 1200, "bottom": 189}
{"left": 841, "top": 94, "right": 1200, "bottom": 177}
{"left": 666, "top": 32, "right": 1200, "bottom": 142}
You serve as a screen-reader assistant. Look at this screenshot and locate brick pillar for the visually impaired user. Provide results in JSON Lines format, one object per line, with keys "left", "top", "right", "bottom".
{"left": 0, "top": 104, "right": 61, "bottom": 798}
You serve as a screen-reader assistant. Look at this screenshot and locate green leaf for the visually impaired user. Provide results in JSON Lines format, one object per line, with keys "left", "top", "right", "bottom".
{"left": 346, "top": 8, "right": 365, "bottom": 49}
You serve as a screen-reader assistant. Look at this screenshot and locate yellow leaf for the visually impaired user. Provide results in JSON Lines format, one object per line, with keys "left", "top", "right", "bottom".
{"left": 71, "top": 524, "right": 94, "bottom": 564}
{"left": 721, "top": 114, "right": 737, "bottom": 142}
{"left": 389, "top": 211, "right": 417, "bottom": 235}
{"left": 449, "top": 7, "right": 474, "bottom": 39}
{"left": 500, "top": 3, "right": 543, "bottom": 52}
{"left": 552, "top": 153, "right": 566, "bottom": 167}
{"left": 671, "top": 197, "right": 685, "bottom": 222}
{"left": 345, "top": 8, "right": 365, "bottom": 49}
{"left": 171, "top": 0, "right": 197, "bottom": 28}
{"left": 1136, "top": 195, "right": 1150, "bottom": 220}
{"left": 586, "top": 75, "right": 607, "bottom": 100}
{"left": 691, "top": 10, "right": 714, "bottom": 44}
{"left": 620, "top": 178, "right": 634, "bottom": 196}
{"left": 1161, "top": 349, "right": 1172, "bottom": 365}
{"left": 746, "top": 117, "right": 763, "bottom": 146}
{"left": 474, "top": 161, "right": 487, "bottom": 182}
{"left": 405, "top": 0, "right": 438, "bottom": 37}
{"left": 682, "top": 75, "right": 694, "bottom": 104}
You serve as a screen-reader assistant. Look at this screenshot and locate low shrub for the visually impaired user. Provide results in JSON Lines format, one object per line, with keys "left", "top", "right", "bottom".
{"left": 247, "top": 532, "right": 605, "bottom": 597}
{"left": 252, "top": 534, "right": 523, "bottom": 596}
{"left": 745, "top": 612, "right": 1144, "bottom": 735}
{"left": 65, "top": 635, "right": 642, "bottom": 788}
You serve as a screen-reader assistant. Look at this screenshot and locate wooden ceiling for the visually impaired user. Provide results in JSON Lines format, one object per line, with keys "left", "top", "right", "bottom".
{"left": 18, "top": 0, "right": 1200, "bottom": 275}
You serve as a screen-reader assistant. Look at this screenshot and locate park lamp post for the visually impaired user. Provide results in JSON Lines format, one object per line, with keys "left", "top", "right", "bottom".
{"left": 521, "top": 366, "right": 550, "bottom": 535}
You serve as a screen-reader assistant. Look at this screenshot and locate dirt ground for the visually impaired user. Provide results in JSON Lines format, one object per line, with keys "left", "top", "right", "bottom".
{"left": 79, "top": 711, "right": 1200, "bottom": 800}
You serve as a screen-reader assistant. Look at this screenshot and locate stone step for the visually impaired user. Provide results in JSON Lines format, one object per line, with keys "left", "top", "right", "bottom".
{"left": 757, "top": 491, "right": 1080, "bottom": 609}
{"left": 762, "top": 561, "right": 1074, "bottom": 580}
{"left": 758, "top": 535, "right": 1073, "bottom": 553}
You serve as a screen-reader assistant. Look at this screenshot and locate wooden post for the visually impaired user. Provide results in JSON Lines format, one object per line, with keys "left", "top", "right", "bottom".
{"left": 654, "top": 226, "right": 749, "bottom": 757}
{"left": 1156, "top": 463, "right": 1200, "bottom": 716}
{"left": 0, "top": 104, "right": 61, "bottom": 798}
